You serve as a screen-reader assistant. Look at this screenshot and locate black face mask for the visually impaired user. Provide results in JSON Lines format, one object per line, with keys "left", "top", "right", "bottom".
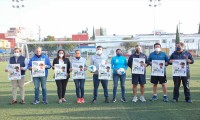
{"left": 136, "top": 49, "right": 140, "bottom": 53}
{"left": 35, "top": 54, "right": 42, "bottom": 58}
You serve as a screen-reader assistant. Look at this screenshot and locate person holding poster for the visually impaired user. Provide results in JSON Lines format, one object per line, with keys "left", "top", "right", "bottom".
{"left": 169, "top": 42, "right": 194, "bottom": 103}
{"left": 5, "top": 48, "right": 28, "bottom": 104}
{"left": 128, "top": 45, "right": 148, "bottom": 102}
{"left": 90, "top": 46, "right": 110, "bottom": 103}
{"left": 52, "top": 49, "right": 70, "bottom": 104}
{"left": 148, "top": 43, "right": 169, "bottom": 102}
{"left": 70, "top": 50, "right": 87, "bottom": 104}
{"left": 28, "top": 47, "right": 51, "bottom": 105}
{"left": 111, "top": 49, "right": 128, "bottom": 103}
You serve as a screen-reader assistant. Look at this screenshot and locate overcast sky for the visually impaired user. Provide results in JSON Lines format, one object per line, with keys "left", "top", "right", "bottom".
{"left": 0, "top": 0, "right": 200, "bottom": 39}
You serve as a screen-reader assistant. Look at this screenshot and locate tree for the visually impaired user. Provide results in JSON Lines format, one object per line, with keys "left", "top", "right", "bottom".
{"left": 175, "top": 25, "right": 180, "bottom": 44}
{"left": 42, "top": 36, "right": 57, "bottom": 52}
{"left": 120, "top": 37, "right": 137, "bottom": 52}
{"left": 62, "top": 38, "right": 76, "bottom": 52}
{"left": 100, "top": 26, "right": 103, "bottom": 36}
{"left": 92, "top": 26, "right": 95, "bottom": 40}
{"left": 198, "top": 22, "right": 200, "bottom": 34}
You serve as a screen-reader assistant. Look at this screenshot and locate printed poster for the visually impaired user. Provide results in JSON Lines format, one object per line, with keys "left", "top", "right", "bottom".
{"left": 8, "top": 64, "right": 21, "bottom": 80}
{"left": 32, "top": 61, "right": 45, "bottom": 77}
{"left": 151, "top": 60, "right": 165, "bottom": 76}
{"left": 132, "top": 58, "right": 145, "bottom": 74}
{"left": 98, "top": 63, "right": 111, "bottom": 80}
{"left": 54, "top": 64, "right": 67, "bottom": 80}
{"left": 172, "top": 60, "right": 187, "bottom": 76}
{"left": 72, "top": 63, "right": 85, "bottom": 79}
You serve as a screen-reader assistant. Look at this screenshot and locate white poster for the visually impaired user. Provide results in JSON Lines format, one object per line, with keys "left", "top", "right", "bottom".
{"left": 98, "top": 63, "right": 111, "bottom": 80}
{"left": 72, "top": 63, "right": 85, "bottom": 79}
{"left": 132, "top": 58, "right": 145, "bottom": 74}
{"left": 151, "top": 60, "right": 165, "bottom": 76}
{"left": 172, "top": 60, "right": 187, "bottom": 76}
{"left": 8, "top": 64, "right": 21, "bottom": 80}
{"left": 54, "top": 64, "right": 67, "bottom": 80}
{"left": 32, "top": 61, "right": 45, "bottom": 77}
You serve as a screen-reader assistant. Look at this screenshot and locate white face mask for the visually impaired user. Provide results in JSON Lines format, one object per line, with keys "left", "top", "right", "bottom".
{"left": 14, "top": 53, "right": 20, "bottom": 57}
{"left": 155, "top": 48, "right": 161, "bottom": 52}
{"left": 59, "top": 54, "right": 64, "bottom": 58}
{"left": 96, "top": 50, "right": 102, "bottom": 55}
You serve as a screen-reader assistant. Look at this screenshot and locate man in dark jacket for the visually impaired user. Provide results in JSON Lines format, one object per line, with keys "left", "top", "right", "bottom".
{"left": 169, "top": 42, "right": 194, "bottom": 103}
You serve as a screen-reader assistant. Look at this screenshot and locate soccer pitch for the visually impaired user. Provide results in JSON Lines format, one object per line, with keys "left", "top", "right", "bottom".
{"left": 0, "top": 60, "right": 199, "bottom": 120}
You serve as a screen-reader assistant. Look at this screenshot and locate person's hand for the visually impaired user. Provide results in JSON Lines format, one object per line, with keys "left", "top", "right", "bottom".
{"left": 66, "top": 73, "right": 68, "bottom": 77}
{"left": 165, "top": 62, "right": 168, "bottom": 66}
{"left": 20, "top": 67, "right": 24, "bottom": 70}
{"left": 5, "top": 69, "right": 8, "bottom": 72}
{"left": 144, "top": 64, "right": 148, "bottom": 67}
{"left": 29, "top": 67, "right": 32, "bottom": 70}
{"left": 149, "top": 62, "right": 152, "bottom": 65}
{"left": 169, "top": 60, "right": 173, "bottom": 63}
{"left": 69, "top": 68, "right": 73, "bottom": 72}
{"left": 187, "top": 59, "right": 191, "bottom": 63}
{"left": 84, "top": 68, "right": 87, "bottom": 71}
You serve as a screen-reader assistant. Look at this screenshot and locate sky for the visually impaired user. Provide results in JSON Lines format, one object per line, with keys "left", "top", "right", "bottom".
{"left": 0, "top": 0, "right": 200, "bottom": 39}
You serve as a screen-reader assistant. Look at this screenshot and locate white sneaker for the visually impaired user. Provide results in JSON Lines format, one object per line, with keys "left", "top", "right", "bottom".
{"left": 140, "top": 96, "right": 146, "bottom": 102}
{"left": 132, "top": 96, "right": 138, "bottom": 102}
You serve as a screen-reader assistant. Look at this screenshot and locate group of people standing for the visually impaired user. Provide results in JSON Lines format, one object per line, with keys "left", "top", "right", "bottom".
{"left": 5, "top": 42, "right": 194, "bottom": 105}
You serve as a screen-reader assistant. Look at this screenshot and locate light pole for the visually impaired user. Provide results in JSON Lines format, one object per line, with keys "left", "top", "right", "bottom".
{"left": 12, "top": 0, "right": 25, "bottom": 28}
{"left": 148, "top": 0, "right": 161, "bottom": 36}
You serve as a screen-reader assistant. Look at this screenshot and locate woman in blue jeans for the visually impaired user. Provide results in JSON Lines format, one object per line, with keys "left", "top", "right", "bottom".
{"left": 111, "top": 49, "right": 128, "bottom": 103}
{"left": 70, "top": 50, "right": 87, "bottom": 103}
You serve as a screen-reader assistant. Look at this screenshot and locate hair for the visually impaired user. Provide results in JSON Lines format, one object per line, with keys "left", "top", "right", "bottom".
{"left": 13, "top": 48, "right": 21, "bottom": 52}
{"left": 57, "top": 49, "right": 66, "bottom": 59}
{"left": 96, "top": 46, "right": 103, "bottom": 49}
{"left": 135, "top": 45, "right": 141, "bottom": 48}
{"left": 116, "top": 49, "right": 122, "bottom": 52}
{"left": 36, "top": 47, "right": 42, "bottom": 51}
{"left": 75, "top": 49, "right": 81, "bottom": 53}
{"left": 154, "top": 43, "right": 161, "bottom": 48}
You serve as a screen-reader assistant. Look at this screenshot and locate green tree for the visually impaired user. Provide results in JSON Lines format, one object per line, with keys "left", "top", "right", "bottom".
{"left": 42, "top": 36, "right": 57, "bottom": 52}
{"left": 62, "top": 38, "right": 76, "bottom": 52}
{"left": 175, "top": 25, "right": 180, "bottom": 44}
{"left": 198, "top": 22, "right": 200, "bottom": 34}
{"left": 92, "top": 26, "right": 95, "bottom": 40}
{"left": 100, "top": 26, "right": 103, "bottom": 36}
{"left": 120, "top": 37, "right": 137, "bottom": 52}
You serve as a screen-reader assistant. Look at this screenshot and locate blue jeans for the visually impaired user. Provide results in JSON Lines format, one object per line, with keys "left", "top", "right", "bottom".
{"left": 93, "top": 74, "right": 109, "bottom": 99}
{"left": 33, "top": 77, "right": 47, "bottom": 101}
{"left": 113, "top": 73, "right": 126, "bottom": 99}
{"left": 74, "top": 79, "right": 85, "bottom": 98}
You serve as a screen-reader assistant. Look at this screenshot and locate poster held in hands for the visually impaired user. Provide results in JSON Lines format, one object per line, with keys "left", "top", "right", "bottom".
{"left": 8, "top": 64, "right": 21, "bottom": 80}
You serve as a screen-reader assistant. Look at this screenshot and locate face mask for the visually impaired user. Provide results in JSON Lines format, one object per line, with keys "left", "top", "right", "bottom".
{"left": 117, "top": 53, "right": 122, "bottom": 56}
{"left": 96, "top": 50, "right": 102, "bottom": 55}
{"left": 176, "top": 47, "right": 182, "bottom": 51}
{"left": 155, "top": 48, "right": 161, "bottom": 52}
{"left": 59, "top": 54, "right": 64, "bottom": 58}
{"left": 14, "top": 53, "right": 20, "bottom": 57}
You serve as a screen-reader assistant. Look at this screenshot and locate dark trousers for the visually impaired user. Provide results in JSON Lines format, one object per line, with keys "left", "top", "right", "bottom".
{"left": 74, "top": 79, "right": 85, "bottom": 98}
{"left": 93, "top": 74, "right": 109, "bottom": 99}
{"left": 55, "top": 79, "right": 68, "bottom": 99}
{"left": 173, "top": 76, "right": 191, "bottom": 101}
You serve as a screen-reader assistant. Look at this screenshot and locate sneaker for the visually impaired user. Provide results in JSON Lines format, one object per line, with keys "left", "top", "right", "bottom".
{"left": 62, "top": 98, "right": 66, "bottom": 102}
{"left": 43, "top": 100, "right": 48, "bottom": 104}
{"left": 121, "top": 98, "right": 127, "bottom": 102}
{"left": 132, "top": 96, "right": 138, "bottom": 102}
{"left": 172, "top": 99, "right": 178, "bottom": 103}
{"left": 77, "top": 98, "right": 81, "bottom": 103}
{"left": 58, "top": 99, "right": 62, "bottom": 104}
{"left": 112, "top": 98, "right": 117, "bottom": 103}
{"left": 10, "top": 100, "right": 17, "bottom": 105}
{"left": 163, "top": 96, "right": 169, "bottom": 102}
{"left": 91, "top": 99, "right": 96, "bottom": 103}
{"left": 20, "top": 100, "right": 25, "bottom": 104}
{"left": 139, "top": 96, "right": 146, "bottom": 102}
{"left": 105, "top": 97, "right": 109, "bottom": 103}
{"left": 81, "top": 98, "right": 85, "bottom": 103}
{"left": 186, "top": 100, "right": 192, "bottom": 103}
{"left": 150, "top": 95, "right": 158, "bottom": 101}
{"left": 32, "top": 100, "right": 40, "bottom": 105}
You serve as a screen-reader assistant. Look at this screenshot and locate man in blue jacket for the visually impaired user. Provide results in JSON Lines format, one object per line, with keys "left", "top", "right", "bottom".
{"left": 111, "top": 49, "right": 128, "bottom": 103}
{"left": 148, "top": 43, "right": 169, "bottom": 102}
{"left": 28, "top": 47, "right": 51, "bottom": 104}
{"left": 169, "top": 42, "right": 194, "bottom": 103}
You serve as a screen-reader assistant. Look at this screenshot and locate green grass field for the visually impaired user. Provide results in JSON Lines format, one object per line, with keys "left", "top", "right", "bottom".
{"left": 0, "top": 60, "right": 200, "bottom": 120}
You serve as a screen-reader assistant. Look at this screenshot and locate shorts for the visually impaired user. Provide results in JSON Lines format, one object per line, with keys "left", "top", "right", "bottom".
{"left": 151, "top": 75, "right": 167, "bottom": 84}
{"left": 132, "top": 74, "right": 146, "bottom": 85}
